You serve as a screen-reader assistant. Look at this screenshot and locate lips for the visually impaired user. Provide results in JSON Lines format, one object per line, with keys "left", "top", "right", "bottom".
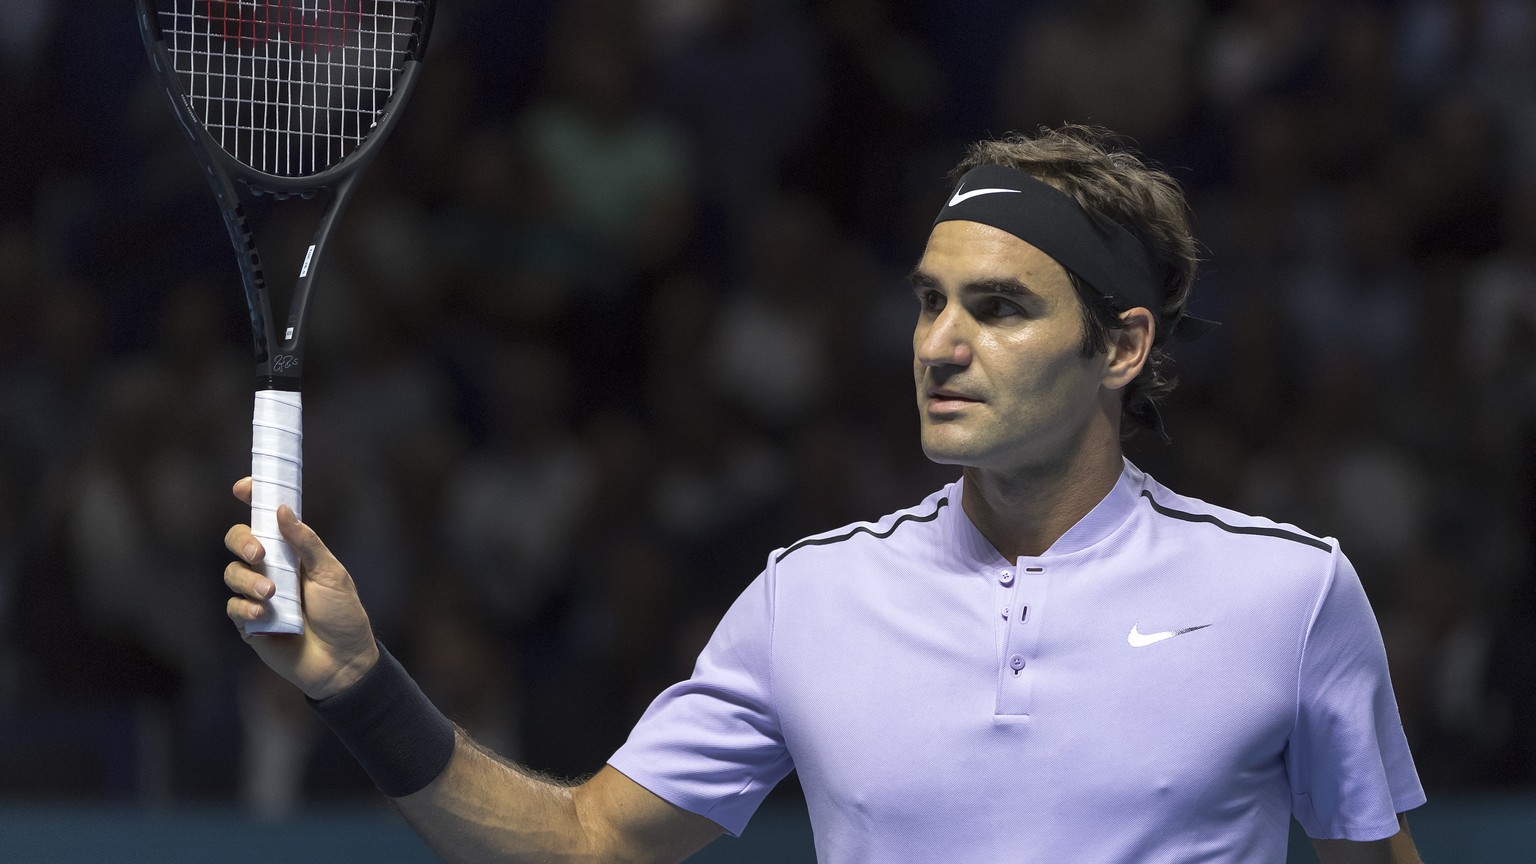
{"left": 927, "top": 388, "right": 982, "bottom": 410}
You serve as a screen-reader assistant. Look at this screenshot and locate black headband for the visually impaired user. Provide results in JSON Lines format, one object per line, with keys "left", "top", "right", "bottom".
{"left": 934, "top": 164, "right": 1213, "bottom": 342}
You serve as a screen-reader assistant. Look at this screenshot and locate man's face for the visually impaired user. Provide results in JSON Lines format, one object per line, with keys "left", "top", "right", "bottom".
{"left": 911, "top": 220, "right": 1110, "bottom": 476}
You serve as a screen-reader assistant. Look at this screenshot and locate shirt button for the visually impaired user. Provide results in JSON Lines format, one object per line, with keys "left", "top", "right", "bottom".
{"left": 1009, "top": 654, "right": 1026, "bottom": 671}
{"left": 998, "top": 570, "right": 1014, "bottom": 586}
{"left": 1001, "top": 605, "right": 1009, "bottom": 620}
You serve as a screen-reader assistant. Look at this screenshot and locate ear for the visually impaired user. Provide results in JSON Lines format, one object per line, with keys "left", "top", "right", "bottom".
{"left": 1102, "top": 306, "right": 1154, "bottom": 391}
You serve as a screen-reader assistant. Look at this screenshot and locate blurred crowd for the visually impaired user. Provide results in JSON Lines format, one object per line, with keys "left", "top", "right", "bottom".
{"left": 1, "top": 0, "right": 1533, "bottom": 813}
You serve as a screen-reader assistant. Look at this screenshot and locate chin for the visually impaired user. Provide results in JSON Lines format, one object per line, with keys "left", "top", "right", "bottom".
{"left": 919, "top": 433, "right": 986, "bottom": 468}
{"left": 921, "top": 449, "right": 967, "bottom": 468}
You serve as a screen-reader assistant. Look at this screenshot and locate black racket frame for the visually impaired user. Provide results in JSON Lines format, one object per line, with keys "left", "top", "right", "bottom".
{"left": 135, "top": 0, "right": 434, "bottom": 388}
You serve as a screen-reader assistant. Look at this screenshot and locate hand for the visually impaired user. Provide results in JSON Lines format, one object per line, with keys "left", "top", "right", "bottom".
{"left": 224, "top": 477, "right": 380, "bottom": 700}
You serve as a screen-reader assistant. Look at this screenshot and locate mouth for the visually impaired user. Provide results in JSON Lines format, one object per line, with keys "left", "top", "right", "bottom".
{"left": 926, "top": 388, "right": 982, "bottom": 411}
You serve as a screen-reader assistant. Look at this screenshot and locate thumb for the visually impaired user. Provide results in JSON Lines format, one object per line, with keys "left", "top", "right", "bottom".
{"left": 277, "top": 504, "right": 339, "bottom": 577}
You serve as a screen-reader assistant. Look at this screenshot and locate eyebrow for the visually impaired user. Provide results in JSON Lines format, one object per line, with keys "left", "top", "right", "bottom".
{"left": 907, "top": 268, "right": 1042, "bottom": 300}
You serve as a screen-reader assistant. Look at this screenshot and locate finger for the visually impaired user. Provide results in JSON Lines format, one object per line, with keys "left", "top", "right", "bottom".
{"left": 277, "top": 505, "right": 340, "bottom": 577}
{"left": 224, "top": 523, "right": 264, "bottom": 563}
{"left": 227, "top": 595, "right": 267, "bottom": 625}
{"left": 224, "top": 560, "right": 275, "bottom": 600}
{"left": 233, "top": 476, "right": 253, "bottom": 505}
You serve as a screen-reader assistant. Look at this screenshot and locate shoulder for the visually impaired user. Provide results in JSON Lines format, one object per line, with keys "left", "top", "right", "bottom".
{"left": 770, "top": 484, "right": 956, "bottom": 568}
{"left": 1135, "top": 473, "right": 1335, "bottom": 559}
{"left": 1131, "top": 471, "right": 1360, "bottom": 642}
{"left": 1129, "top": 471, "right": 1347, "bottom": 609}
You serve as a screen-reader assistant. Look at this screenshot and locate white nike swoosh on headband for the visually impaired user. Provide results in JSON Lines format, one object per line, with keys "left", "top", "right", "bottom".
{"left": 947, "top": 187, "right": 1023, "bottom": 207}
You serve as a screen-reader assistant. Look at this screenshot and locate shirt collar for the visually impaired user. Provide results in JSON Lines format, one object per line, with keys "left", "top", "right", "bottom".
{"left": 941, "top": 458, "right": 1146, "bottom": 568}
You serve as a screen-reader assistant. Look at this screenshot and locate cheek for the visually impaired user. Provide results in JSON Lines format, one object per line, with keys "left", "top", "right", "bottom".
{"left": 990, "top": 331, "right": 1096, "bottom": 399}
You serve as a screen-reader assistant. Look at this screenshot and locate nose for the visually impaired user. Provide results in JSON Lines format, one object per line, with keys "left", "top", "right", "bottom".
{"left": 915, "top": 303, "right": 972, "bottom": 369}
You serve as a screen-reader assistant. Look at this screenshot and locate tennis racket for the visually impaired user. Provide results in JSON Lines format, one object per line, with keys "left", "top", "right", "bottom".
{"left": 137, "top": 0, "right": 434, "bottom": 633}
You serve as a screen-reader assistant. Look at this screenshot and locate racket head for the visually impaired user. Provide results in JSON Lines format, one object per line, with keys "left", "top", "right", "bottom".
{"left": 136, "top": 0, "right": 434, "bottom": 195}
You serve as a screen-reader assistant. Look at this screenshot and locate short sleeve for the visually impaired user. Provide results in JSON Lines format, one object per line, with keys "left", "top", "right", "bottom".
{"left": 1286, "top": 546, "right": 1426, "bottom": 839}
{"left": 607, "top": 564, "right": 792, "bottom": 836}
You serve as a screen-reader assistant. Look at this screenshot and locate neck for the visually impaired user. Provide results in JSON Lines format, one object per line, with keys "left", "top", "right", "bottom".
{"left": 961, "top": 440, "right": 1125, "bottom": 560}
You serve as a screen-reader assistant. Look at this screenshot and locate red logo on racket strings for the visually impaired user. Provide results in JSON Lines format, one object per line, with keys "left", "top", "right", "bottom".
{"left": 201, "top": 0, "right": 359, "bottom": 52}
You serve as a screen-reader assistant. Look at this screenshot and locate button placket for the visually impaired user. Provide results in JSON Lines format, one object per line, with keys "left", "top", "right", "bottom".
{"left": 995, "top": 561, "right": 1046, "bottom": 717}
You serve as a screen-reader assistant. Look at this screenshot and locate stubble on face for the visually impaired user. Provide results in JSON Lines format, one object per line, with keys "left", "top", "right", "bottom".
{"left": 912, "top": 222, "right": 1110, "bottom": 484}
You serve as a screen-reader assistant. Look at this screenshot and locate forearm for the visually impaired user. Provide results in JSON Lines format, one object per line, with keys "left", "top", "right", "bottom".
{"left": 394, "top": 731, "right": 607, "bottom": 864}
{"left": 309, "top": 645, "right": 612, "bottom": 862}
{"left": 394, "top": 734, "right": 721, "bottom": 864}
{"left": 308, "top": 645, "right": 712, "bottom": 863}
{"left": 224, "top": 501, "right": 714, "bottom": 861}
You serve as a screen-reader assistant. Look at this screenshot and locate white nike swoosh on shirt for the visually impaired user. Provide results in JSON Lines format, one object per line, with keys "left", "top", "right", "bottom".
{"left": 1127, "top": 623, "right": 1211, "bottom": 648}
{"left": 947, "top": 187, "right": 1023, "bottom": 207}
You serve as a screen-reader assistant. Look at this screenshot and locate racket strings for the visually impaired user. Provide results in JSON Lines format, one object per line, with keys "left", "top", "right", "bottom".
{"left": 160, "top": 0, "right": 421, "bottom": 178}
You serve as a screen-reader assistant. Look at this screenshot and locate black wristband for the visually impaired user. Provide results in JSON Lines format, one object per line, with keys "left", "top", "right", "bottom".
{"left": 307, "top": 641, "right": 456, "bottom": 797}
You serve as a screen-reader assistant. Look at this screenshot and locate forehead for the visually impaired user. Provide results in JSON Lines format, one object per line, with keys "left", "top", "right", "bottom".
{"left": 917, "top": 221, "right": 1073, "bottom": 297}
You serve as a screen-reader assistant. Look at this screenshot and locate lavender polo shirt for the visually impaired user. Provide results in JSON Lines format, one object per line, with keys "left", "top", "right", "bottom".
{"left": 608, "top": 461, "right": 1425, "bottom": 862}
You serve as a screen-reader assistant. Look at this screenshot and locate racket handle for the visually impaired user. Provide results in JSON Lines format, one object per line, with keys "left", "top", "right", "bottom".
{"left": 248, "top": 389, "right": 305, "bottom": 634}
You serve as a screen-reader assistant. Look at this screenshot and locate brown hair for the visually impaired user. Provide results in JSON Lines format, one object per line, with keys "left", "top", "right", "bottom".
{"left": 948, "top": 125, "right": 1199, "bottom": 437}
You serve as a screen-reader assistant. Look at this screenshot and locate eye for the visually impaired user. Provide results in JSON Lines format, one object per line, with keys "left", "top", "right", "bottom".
{"left": 915, "top": 289, "right": 945, "bottom": 313}
{"left": 978, "top": 296, "right": 1024, "bottom": 319}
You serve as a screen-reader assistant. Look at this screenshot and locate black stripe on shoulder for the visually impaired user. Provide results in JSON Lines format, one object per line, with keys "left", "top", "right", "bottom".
{"left": 1139, "top": 490, "right": 1330, "bottom": 552}
{"left": 774, "top": 497, "right": 949, "bottom": 563}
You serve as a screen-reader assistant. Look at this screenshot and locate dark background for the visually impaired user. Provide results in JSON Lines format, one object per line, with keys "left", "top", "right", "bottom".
{"left": 1, "top": 0, "right": 1533, "bottom": 825}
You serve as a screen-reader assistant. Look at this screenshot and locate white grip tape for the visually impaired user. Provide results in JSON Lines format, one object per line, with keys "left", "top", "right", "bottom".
{"left": 248, "top": 389, "right": 304, "bottom": 634}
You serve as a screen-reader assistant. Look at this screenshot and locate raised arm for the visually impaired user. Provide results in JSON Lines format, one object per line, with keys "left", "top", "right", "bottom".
{"left": 222, "top": 478, "right": 723, "bottom": 863}
{"left": 397, "top": 742, "right": 721, "bottom": 864}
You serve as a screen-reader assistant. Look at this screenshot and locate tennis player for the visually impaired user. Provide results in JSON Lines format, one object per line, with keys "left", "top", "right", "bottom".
{"left": 223, "top": 125, "right": 1425, "bottom": 863}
